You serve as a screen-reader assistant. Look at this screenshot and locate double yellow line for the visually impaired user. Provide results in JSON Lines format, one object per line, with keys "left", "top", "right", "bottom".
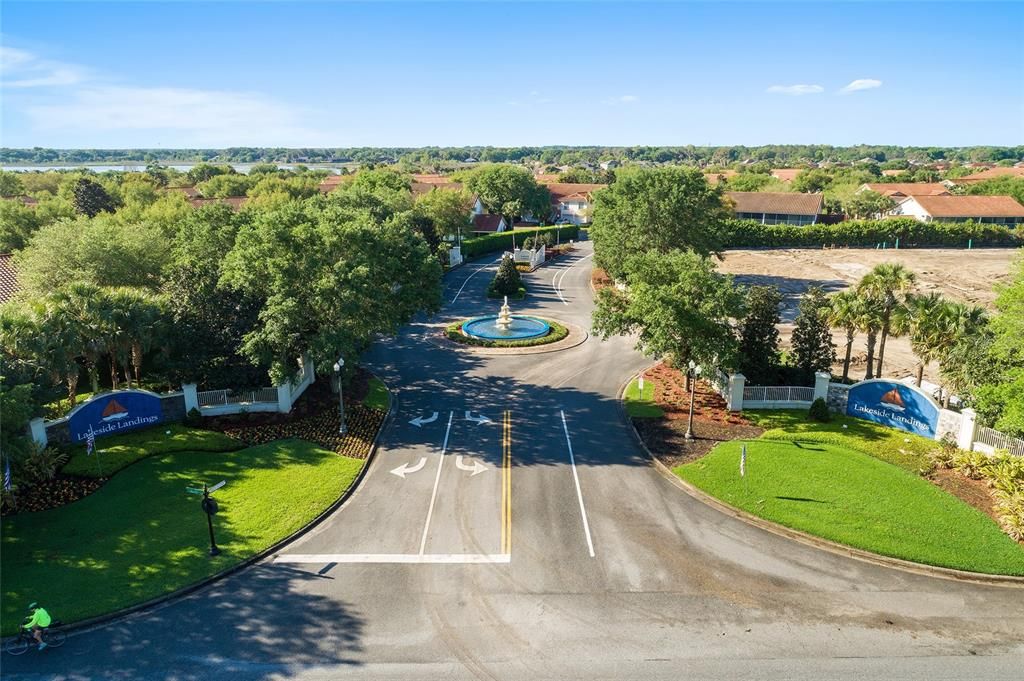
{"left": 501, "top": 409, "right": 512, "bottom": 555}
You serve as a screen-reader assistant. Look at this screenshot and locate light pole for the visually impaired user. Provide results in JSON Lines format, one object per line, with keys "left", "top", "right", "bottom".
{"left": 333, "top": 357, "right": 347, "bottom": 435}
{"left": 684, "top": 360, "right": 702, "bottom": 441}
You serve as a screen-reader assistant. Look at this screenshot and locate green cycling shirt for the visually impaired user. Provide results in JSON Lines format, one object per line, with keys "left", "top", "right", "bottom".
{"left": 25, "top": 608, "right": 51, "bottom": 629}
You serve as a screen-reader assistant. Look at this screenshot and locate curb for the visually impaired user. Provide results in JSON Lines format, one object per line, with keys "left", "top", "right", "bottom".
{"left": 29, "top": 374, "right": 398, "bottom": 639}
{"left": 617, "top": 370, "right": 1024, "bottom": 588}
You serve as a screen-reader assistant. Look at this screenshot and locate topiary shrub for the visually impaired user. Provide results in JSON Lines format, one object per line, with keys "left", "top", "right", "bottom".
{"left": 808, "top": 397, "right": 831, "bottom": 423}
{"left": 185, "top": 407, "right": 204, "bottom": 427}
{"left": 487, "top": 255, "right": 524, "bottom": 298}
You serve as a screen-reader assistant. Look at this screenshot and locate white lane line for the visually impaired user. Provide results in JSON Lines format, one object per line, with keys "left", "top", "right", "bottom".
{"left": 451, "top": 259, "right": 498, "bottom": 303}
{"left": 555, "top": 252, "right": 594, "bottom": 306}
{"left": 559, "top": 410, "right": 596, "bottom": 558}
{"left": 275, "top": 553, "right": 511, "bottom": 565}
{"left": 419, "top": 410, "right": 454, "bottom": 555}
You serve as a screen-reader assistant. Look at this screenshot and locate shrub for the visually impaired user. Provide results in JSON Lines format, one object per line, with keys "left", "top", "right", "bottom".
{"left": 722, "top": 218, "right": 1021, "bottom": 249}
{"left": 22, "top": 445, "right": 69, "bottom": 483}
{"left": 994, "top": 491, "right": 1024, "bottom": 541}
{"left": 488, "top": 255, "right": 523, "bottom": 297}
{"left": 185, "top": 407, "right": 203, "bottom": 427}
{"left": 929, "top": 435, "right": 959, "bottom": 469}
{"left": 952, "top": 450, "right": 990, "bottom": 480}
{"left": 808, "top": 398, "right": 831, "bottom": 423}
{"left": 461, "top": 225, "right": 579, "bottom": 258}
{"left": 445, "top": 320, "right": 569, "bottom": 348}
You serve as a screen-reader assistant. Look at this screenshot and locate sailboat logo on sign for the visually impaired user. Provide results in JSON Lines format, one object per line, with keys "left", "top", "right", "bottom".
{"left": 101, "top": 399, "right": 130, "bottom": 422}
{"left": 846, "top": 380, "right": 938, "bottom": 438}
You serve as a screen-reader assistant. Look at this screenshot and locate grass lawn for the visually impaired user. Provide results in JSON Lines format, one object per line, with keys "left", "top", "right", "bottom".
{"left": 363, "top": 377, "right": 390, "bottom": 412}
{"left": 745, "top": 409, "right": 941, "bottom": 474}
{"left": 624, "top": 377, "right": 664, "bottom": 418}
{"left": 676, "top": 439, "right": 1024, "bottom": 575}
{"left": 1, "top": 440, "right": 365, "bottom": 634}
{"left": 62, "top": 424, "right": 244, "bottom": 478}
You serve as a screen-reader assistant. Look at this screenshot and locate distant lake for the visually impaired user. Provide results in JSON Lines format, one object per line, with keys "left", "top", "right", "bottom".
{"left": 1, "top": 163, "right": 346, "bottom": 174}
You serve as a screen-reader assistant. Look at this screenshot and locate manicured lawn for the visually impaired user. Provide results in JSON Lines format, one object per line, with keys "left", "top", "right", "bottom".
{"left": 676, "top": 439, "right": 1024, "bottom": 575}
{"left": 363, "top": 377, "right": 390, "bottom": 412}
{"left": 624, "top": 377, "right": 664, "bottom": 418}
{"left": 745, "top": 409, "right": 941, "bottom": 474}
{"left": 1, "top": 440, "right": 365, "bottom": 634}
{"left": 62, "top": 424, "right": 243, "bottom": 478}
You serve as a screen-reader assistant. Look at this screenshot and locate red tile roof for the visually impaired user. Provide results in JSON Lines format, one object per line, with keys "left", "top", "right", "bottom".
{"left": 318, "top": 174, "right": 346, "bottom": 194}
{"left": 542, "top": 183, "right": 606, "bottom": 203}
{"left": 726, "top": 191, "right": 823, "bottom": 216}
{"left": 906, "top": 195, "right": 1024, "bottom": 218}
{"left": 0, "top": 253, "right": 19, "bottom": 303}
{"left": 881, "top": 169, "right": 904, "bottom": 177}
{"left": 954, "top": 167, "right": 1024, "bottom": 182}
{"left": 862, "top": 183, "right": 950, "bottom": 197}
{"left": 472, "top": 213, "right": 505, "bottom": 232}
{"left": 703, "top": 170, "right": 737, "bottom": 185}
{"left": 168, "top": 186, "right": 201, "bottom": 199}
{"left": 770, "top": 168, "right": 803, "bottom": 182}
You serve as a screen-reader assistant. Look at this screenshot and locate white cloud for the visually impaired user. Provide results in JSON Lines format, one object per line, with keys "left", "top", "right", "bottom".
{"left": 766, "top": 84, "right": 824, "bottom": 96}
{"left": 840, "top": 78, "right": 882, "bottom": 94}
{"left": 602, "top": 94, "right": 639, "bottom": 105}
{"left": 618, "top": 94, "right": 638, "bottom": 102}
{"left": 1, "top": 46, "right": 88, "bottom": 88}
{"left": 25, "top": 85, "right": 329, "bottom": 146}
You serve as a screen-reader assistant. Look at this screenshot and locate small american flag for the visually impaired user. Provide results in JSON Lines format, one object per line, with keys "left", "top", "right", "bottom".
{"left": 740, "top": 444, "right": 747, "bottom": 478}
{"left": 86, "top": 429, "right": 96, "bottom": 456}
{"left": 3, "top": 458, "right": 11, "bottom": 492}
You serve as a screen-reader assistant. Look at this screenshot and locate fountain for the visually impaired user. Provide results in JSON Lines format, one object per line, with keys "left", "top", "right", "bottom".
{"left": 462, "top": 296, "right": 551, "bottom": 341}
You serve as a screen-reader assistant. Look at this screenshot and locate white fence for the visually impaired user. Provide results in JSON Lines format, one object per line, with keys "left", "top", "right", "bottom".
{"left": 975, "top": 426, "right": 1024, "bottom": 457}
{"left": 448, "top": 246, "right": 463, "bottom": 269}
{"left": 512, "top": 245, "right": 545, "bottom": 271}
{"left": 185, "top": 353, "right": 316, "bottom": 417}
{"left": 709, "top": 369, "right": 731, "bottom": 401}
{"left": 742, "top": 385, "right": 815, "bottom": 403}
{"left": 196, "top": 387, "right": 278, "bottom": 408}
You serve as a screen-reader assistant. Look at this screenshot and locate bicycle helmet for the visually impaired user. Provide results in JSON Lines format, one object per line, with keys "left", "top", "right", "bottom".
{"left": 27, "top": 602, "right": 38, "bottom": 611}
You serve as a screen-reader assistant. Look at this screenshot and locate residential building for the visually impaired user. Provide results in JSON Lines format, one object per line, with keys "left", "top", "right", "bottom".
{"left": 770, "top": 168, "right": 803, "bottom": 183}
{"left": 859, "top": 183, "right": 950, "bottom": 199}
{"left": 953, "top": 167, "right": 1024, "bottom": 183}
{"left": 0, "top": 253, "right": 19, "bottom": 303}
{"left": 318, "top": 174, "right": 346, "bottom": 194}
{"left": 703, "top": 170, "right": 737, "bottom": 185}
{"left": 726, "top": 191, "right": 823, "bottom": 226}
{"left": 543, "top": 183, "right": 606, "bottom": 225}
{"left": 472, "top": 213, "right": 507, "bottom": 233}
{"left": 893, "top": 195, "right": 1024, "bottom": 225}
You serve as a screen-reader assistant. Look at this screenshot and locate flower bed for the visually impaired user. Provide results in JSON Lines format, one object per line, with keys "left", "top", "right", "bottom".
{"left": 1, "top": 476, "right": 107, "bottom": 515}
{"left": 445, "top": 319, "right": 568, "bottom": 348}
{"left": 220, "top": 403, "right": 384, "bottom": 459}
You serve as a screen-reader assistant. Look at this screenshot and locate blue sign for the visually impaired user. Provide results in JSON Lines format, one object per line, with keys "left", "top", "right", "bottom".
{"left": 67, "top": 390, "right": 164, "bottom": 443}
{"left": 846, "top": 380, "right": 939, "bottom": 438}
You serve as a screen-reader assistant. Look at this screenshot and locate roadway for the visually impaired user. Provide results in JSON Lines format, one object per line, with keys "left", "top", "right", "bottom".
{"left": 4, "top": 240, "right": 1023, "bottom": 680}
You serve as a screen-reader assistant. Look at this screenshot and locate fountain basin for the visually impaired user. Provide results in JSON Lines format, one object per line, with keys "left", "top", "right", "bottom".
{"left": 462, "top": 315, "right": 550, "bottom": 341}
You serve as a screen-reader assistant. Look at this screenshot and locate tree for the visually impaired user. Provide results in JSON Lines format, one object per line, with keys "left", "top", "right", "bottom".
{"left": 737, "top": 286, "right": 781, "bottom": 384}
{"left": 187, "top": 163, "right": 234, "bottom": 185}
{"left": 0, "top": 200, "right": 43, "bottom": 251}
{"left": 589, "top": 167, "right": 732, "bottom": 281}
{"left": 857, "top": 263, "right": 916, "bottom": 377}
{"left": 197, "top": 174, "right": 254, "bottom": 198}
{"left": 465, "top": 165, "right": 550, "bottom": 225}
{"left": 72, "top": 178, "right": 115, "bottom": 217}
{"left": 15, "top": 215, "right": 171, "bottom": 295}
{"left": 0, "top": 171, "right": 25, "bottom": 198}
{"left": 106, "top": 287, "right": 166, "bottom": 387}
{"left": 827, "top": 290, "right": 862, "bottom": 382}
{"left": 854, "top": 295, "right": 885, "bottom": 380}
{"left": 896, "top": 292, "right": 946, "bottom": 387}
{"left": 844, "top": 190, "right": 896, "bottom": 219}
{"left": 414, "top": 187, "right": 473, "bottom": 245}
{"left": 791, "top": 169, "right": 833, "bottom": 193}
{"left": 791, "top": 286, "right": 836, "bottom": 382}
{"left": 488, "top": 254, "right": 523, "bottom": 297}
{"left": 220, "top": 201, "right": 442, "bottom": 384}
{"left": 592, "top": 249, "right": 744, "bottom": 373}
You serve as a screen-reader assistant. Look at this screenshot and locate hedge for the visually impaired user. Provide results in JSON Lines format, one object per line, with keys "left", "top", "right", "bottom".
{"left": 445, "top": 319, "right": 569, "bottom": 348}
{"left": 462, "top": 225, "right": 580, "bottom": 258}
{"left": 723, "top": 218, "right": 1022, "bottom": 249}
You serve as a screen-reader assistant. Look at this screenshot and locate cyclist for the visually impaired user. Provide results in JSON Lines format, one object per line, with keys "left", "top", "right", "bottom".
{"left": 23, "top": 603, "right": 52, "bottom": 650}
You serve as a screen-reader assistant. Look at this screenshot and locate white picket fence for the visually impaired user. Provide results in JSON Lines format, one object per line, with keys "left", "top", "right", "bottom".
{"left": 975, "top": 426, "right": 1024, "bottom": 457}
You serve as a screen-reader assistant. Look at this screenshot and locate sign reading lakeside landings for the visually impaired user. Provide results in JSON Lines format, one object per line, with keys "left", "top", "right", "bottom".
{"left": 67, "top": 390, "right": 164, "bottom": 443}
{"left": 845, "top": 379, "right": 939, "bottom": 439}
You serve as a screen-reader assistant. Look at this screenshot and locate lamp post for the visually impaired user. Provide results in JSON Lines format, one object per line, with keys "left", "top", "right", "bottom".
{"left": 333, "top": 357, "right": 347, "bottom": 435}
{"left": 684, "top": 360, "right": 702, "bottom": 441}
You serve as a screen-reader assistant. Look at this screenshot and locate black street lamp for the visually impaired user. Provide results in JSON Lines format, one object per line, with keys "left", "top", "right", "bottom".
{"left": 684, "top": 361, "right": 702, "bottom": 441}
{"left": 333, "top": 357, "right": 347, "bottom": 435}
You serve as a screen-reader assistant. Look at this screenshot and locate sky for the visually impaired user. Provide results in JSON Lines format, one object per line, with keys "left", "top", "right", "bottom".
{"left": 1, "top": 1, "right": 1022, "bottom": 149}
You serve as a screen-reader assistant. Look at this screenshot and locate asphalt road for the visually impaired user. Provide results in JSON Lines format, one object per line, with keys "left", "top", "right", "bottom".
{"left": 5, "top": 240, "right": 1023, "bottom": 680}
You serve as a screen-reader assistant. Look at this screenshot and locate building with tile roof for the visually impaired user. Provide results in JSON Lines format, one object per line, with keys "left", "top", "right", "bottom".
{"left": 725, "top": 191, "right": 823, "bottom": 226}
{"left": 894, "top": 195, "right": 1024, "bottom": 225}
{"left": 859, "top": 183, "right": 951, "bottom": 198}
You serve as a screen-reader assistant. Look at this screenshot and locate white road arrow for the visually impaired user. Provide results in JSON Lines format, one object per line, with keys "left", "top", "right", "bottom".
{"left": 464, "top": 410, "right": 492, "bottom": 425}
{"left": 390, "top": 457, "right": 428, "bottom": 478}
{"left": 409, "top": 411, "right": 439, "bottom": 427}
{"left": 455, "top": 455, "right": 488, "bottom": 476}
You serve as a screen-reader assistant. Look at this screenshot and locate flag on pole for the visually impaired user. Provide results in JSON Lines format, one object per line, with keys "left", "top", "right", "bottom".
{"left": 740, "top": 444, "right": 747, "bottom": 478}
{"left": 3, "top": 458, "right": 11, "bottom": 492}
{"left": 86, "top": 428, "right": 96, "bottom": 456}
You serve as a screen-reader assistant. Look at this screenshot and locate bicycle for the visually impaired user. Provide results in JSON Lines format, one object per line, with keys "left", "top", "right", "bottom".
{"left": 3, "top": 622, "right": 66, "bottom": 655}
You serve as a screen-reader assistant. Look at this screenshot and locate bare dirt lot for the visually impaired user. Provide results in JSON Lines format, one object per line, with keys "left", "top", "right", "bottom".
{"left": 718, "top": 248, "right": 1020, "bottom": 384}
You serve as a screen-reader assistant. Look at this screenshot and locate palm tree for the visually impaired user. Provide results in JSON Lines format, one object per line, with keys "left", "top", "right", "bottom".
{"left": 826, "top": 290, "right": 861, "bottom": 382}
{"left": 896, "top": 292, "right": 945, "bottom": 387}
{"left": 49, "top": 282, "right": 111, "bottom": 394}
{"left": 109, "top": 287, "right": 166, "bottom": 387}
{"left": 935, "top": 302, "right": 987, "bottom": 407}
{"left": 857, "top": 263, "right": 917, "bottom": 377}
{"left": 854, "top": 296, "right": 885, "bottom": 380}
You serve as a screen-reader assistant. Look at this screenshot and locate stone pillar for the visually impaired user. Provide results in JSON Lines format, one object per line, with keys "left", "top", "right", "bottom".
{"left": 813, "top": 371, "right": 831, "bottom": 402}
{"left": 277, "top": 383, "right": 293, "bottom": 414}
{"left": 727, "top": 373, "right": 746, "bottom": 412}
{"left": 28, "top": 417, "right": 48, "bottom": 449}
{"left": 182, "top": 383, "right": 199, "bottom": 413}
{"left": 957, "top": 408, "right": 979, "bottom": 450}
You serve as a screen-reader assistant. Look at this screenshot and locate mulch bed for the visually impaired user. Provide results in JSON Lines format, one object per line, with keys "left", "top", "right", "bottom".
{"left": 2, "top": 476, "right": 107, "bottom": 516}
{"left": 928, "top": 468, "right": 1004, "bottom": 527}
{"left": 591, "top": 267, "right": 612, "bottom": 291}
{"left": 633, "top": 362, "right": 763, "bottom": 467}
{"left": 204, "top": 371, "right": 385, "bottom": 459}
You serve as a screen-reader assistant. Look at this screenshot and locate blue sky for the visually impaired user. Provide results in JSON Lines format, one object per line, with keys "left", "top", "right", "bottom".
{"left": 2, "top": 1, "right": 1022, "bottom": 148}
